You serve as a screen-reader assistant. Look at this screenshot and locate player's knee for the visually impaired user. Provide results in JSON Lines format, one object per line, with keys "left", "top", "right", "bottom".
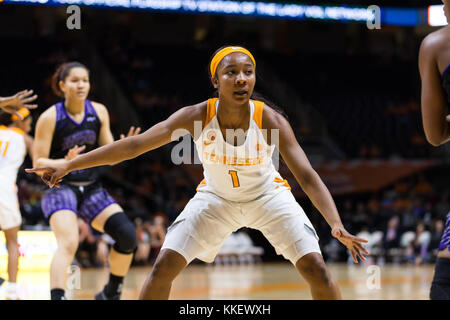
{"left": 151, "top": 256, "right": 176, "bottom": 282}
{"left": 297, "top": 254, "right": 333, "bottom": 287}
{"left": 150, "top": 249, "right": 186, "bottom": 283}
{"left": 60, "top": 239, "right": 79, "bottom": 255}
{"left": 5, "top": 237, "right": 18, "bottom": 246}
{"left": 104, "top": 212, "right": 137, "bottom": 254}
{"left": 310, "top": 264, "right": 332, "bottom": 286}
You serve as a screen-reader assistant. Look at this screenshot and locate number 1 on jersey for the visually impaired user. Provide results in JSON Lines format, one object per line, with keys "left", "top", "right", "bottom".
{"left": 0, "top": 140, "right": 10, "bottom": 157}
{"left": 228, "top": 170, "right": 240, "bottom": 188}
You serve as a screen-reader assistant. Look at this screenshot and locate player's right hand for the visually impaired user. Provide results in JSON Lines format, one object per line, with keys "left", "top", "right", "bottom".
{"left": 25, "top": 163, "right": 69, "bottom": 188}
{"left": 331, "top": 226, "right": 370, "bottom": 263}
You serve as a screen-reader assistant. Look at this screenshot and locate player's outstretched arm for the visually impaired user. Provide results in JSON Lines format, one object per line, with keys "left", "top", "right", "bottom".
{"left": 263, "top": 106, "right": 369, "bottom": 263}
{"left": 0, "top": 90, "right": 38, "bottom": 118}
{"left": 26, "top": 103, "right": 205, "bottom": 187}
{"left": 419, "top": 31, "right": 449, "bottom": 146}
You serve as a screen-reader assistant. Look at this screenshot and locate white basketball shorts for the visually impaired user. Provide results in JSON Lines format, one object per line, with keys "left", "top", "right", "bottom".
{"left": 0, "top": 184, "right": 22, "bottom": 230}
{"left": 161, "top": 187, "right": 321, "bottom": 265}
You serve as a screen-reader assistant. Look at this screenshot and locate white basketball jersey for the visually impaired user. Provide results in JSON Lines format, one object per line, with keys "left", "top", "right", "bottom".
{"left": 0, "top": 125, "right": 26, "bottom": 188}
{"left": 194, "top": 98, "right": 290, "bottom": 202}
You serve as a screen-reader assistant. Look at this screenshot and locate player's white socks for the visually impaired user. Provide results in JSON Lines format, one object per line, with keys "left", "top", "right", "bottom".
{"left": 6, "top": 282, "right": 19, "bottom": 300}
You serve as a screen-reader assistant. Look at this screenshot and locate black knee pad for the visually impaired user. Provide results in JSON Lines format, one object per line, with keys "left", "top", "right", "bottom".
{"left": 104, "top": 212, "right": 137, "bottom": 254}
{"left": 430, "top": 258, "right": 450, "bottom": 300}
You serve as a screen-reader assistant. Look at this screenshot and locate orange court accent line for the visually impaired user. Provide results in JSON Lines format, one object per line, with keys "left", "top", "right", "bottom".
{"left": 71, "top": 273, "right": 432, "bottom": 300}
{"left": 169, "top": 274, "right": 433, "bottom": 299}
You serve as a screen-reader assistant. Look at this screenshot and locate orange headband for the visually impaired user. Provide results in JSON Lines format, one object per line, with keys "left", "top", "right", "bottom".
{"left": 210, "top": 46, "right": 256, "bottom": 77}
{"left": 11, "top": 108, "right": 30, "bottom": 121}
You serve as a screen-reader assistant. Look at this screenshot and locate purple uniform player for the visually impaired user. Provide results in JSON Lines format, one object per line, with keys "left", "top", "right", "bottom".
{"left": 439, "top": 213, "right": 450, "bottom": 252}
{"left": 32, "top": 62, "right": 140, "bottom": 300}
{"left": 40, "top": 99, "right": 116, "bottom": 224}
{"left": 419, "top": 0, "right": 450, "bottom": 300}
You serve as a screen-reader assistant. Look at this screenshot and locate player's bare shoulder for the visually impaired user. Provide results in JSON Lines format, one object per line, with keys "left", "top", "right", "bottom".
{"left": 261, "top": 103, "right": 287, "bottom": 131}
{"left": 260, "top": 104, "right": 291, "bottom": 146}
{"left": 171, "top": 101, "right": 207, "bottom": 137}
{"left": 420, "top": 26, "right": 450, "bottom": 57}
{"left": 36, "top": 105, "right": 57, "bottom": 127}
{"left": 180, "top": 101, "right": 207, "bottom": 123}
{"left": 90, "top": 101, "right": 109, "bottom": 119}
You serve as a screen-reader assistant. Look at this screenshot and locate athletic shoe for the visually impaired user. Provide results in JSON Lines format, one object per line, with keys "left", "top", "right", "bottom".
{"left": 5, "top": 289, "right": 19, "bottom": 300}
{"left": 94, "top": 287, "right": 120, "bottom": 300}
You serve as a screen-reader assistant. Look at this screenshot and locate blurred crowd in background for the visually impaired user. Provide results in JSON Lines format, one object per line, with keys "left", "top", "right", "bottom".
{"left": 1, "top": 4, "right": 449, "bottom": 267}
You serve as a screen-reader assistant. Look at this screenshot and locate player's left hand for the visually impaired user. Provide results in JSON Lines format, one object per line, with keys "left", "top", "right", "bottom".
{"left": 120, "top": 126, "right": 141, "bottom": 139}
{"left": 65, "top": 145, "right": 86, "bottom": 161}
{"left": 331, "top": 225, "right": 370, "bottom": 263}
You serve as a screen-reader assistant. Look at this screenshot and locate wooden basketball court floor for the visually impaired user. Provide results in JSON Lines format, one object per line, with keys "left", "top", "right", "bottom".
{"left": 0, "top": 262, "right": 435, "bottom": 300}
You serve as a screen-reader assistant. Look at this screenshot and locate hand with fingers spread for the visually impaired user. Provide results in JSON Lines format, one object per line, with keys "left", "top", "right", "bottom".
{"left": 0, "top": 90, "right": 38, "bottom": 119}
{"left": 120, "top": 126, "right": 141, "bottom": 140}
{"left": 65, "top": 145, "right": 86, "bottom": 161}
{"left": 331, "top": 225, "right": 370, "bottom": 263}
{"left": 25, "top": 162, "right": 70, "bottom": 188}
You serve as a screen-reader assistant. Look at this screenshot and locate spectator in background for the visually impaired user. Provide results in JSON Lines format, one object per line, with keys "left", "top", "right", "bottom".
{"left": 406, "top": 222, "right": 431, "bottom": 265}
{"left": 96, "top": 233, "right": 115, "bottom": 269}
{"left": 383, "top": 216, "right": 402, "bottom": 262}
{"left": 134, "top": 218, "right": 151, "bottom": 265}
{"left": 147, "top": 213, "right": 167, "bottom": 264}
{"left": 429, "top": 219, "right": 446, "bottom": 263}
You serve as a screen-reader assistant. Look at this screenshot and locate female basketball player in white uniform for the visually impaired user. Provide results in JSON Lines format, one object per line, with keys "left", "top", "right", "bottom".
{"left": 0, "top": 108, "right": 34, "bottom": 300}
{"left": 419, "top": 0, "right": 450, "bottom": 300}
{"left": 27, "top": 47, "right": 369, "bottom": 300}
